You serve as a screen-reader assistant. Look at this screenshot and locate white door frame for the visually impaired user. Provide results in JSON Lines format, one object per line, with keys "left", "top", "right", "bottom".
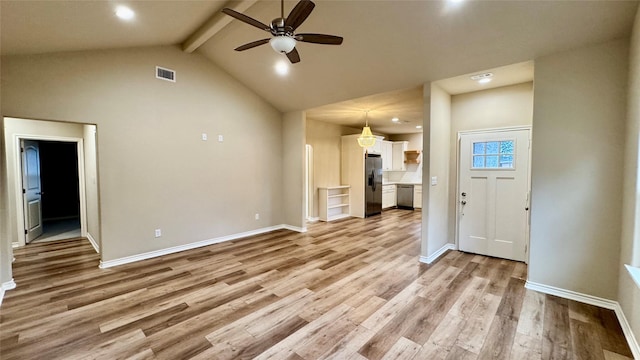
{"left": 12, "top": 134, "right": 88, "bottom": 247}
{"left": 305, "top": 144, "right": 316, "bottom": 221}
{"left": 455, "top": 125, "right": 532, "bottom": 263}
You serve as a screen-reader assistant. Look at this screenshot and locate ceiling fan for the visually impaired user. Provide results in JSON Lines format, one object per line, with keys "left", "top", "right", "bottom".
{"left": 221, "top": 0, "right": 343, "bottom": 64}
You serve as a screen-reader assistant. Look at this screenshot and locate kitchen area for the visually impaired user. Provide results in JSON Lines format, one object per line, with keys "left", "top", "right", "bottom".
{"left": 337, "top": 132, "right": 422, "bottom": 221}
{"left": 305, "top": 86, "right": 424, "bottom": 222}
{"left": 313, "top": 130, "right": 423, "bottom": 222}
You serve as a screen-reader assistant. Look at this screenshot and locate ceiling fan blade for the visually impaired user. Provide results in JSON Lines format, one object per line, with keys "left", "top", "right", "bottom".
{"left": 287, "top": 48, "right": 301, "bottom": 64}
{"left": 285, "top": 0, "right": 315, "bottom": 31}
{"left": 222, "top": 8, "right": 270, "bottom": 32}
{"left": 296, "top": 33, "right": 343, "bottom": 45}
{"left": 234, "top": 39, "right": 270, "bottom": 51}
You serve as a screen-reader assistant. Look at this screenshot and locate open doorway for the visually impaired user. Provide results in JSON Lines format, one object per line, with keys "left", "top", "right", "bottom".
{"left": 5, "top": 117, "right": 100, "bottom": 252}
{"left": 20, "top": 138, "right": 84, "bottom": 244}
{"left": 27, "top": 140, "right": 82, "bottom": 243}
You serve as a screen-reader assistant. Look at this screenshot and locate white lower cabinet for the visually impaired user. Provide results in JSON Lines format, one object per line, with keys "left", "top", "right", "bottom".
{"left": 382, "top": 184, "right": 397, "bottom": 209}
{"left": 413, "top": 185, "right": 422, "bottom": 209}
{"left": 319, "top": 186, "right": 351, "bottom": 221}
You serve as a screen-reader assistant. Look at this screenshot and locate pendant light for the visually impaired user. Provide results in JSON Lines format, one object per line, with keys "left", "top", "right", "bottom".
{"left": 357, "top": 111, "right": 376, "bottom": 148}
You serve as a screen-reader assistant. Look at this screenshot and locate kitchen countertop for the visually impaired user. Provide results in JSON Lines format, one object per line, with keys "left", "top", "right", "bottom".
{"left": 383, "top": 181, "right": 423, "bottom": 186}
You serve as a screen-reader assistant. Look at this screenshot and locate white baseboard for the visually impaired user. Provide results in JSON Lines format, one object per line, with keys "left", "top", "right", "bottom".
{"left": 0, "top": 279, "right": 17, "bottom": 307}
{"left": 283, "top": 224, "right": 307, "bottom": 233}
{"left": 525, "top": 281, "right": 640, "bottom": 359}
{"left": 420, "top": 243, "right": 456, "bottom": 264}
{"left": 99, "top": 224, "right": 304, "bottom": 269}
{"left": 87, "top": 233, "right": 100, "bottom": 253}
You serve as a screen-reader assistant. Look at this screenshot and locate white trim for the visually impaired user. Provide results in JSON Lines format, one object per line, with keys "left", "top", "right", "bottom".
{"left": 525, "top": 281, "right": 640, "bottom": 358}
{"left": 99, "top": 224, "right": 304, "bottom": 269}
{"left": 0, "top": 280, "right": 17, "bottom": 307}
{"left": 420, "top": 243, "right": 456, "bottom": 264}
{"left": 283, "top": 224, "right": 307, "bottom": 233}
{"left": 87, "top": 233, "right": 100, "bottom": 253}
{"left": 12, "top": 132, "right": 88, "bottom": 247}
{"left": 625, "top": 264, "right": 640, "bottom": 289}
{"left": 457, "top": 125, "right": 533, "bottom": 136}
{"left": 525, "top": 280, "right": 616, "bottom": 309}
{"left": 615, "top": 302, "right": 640, "bottom": 360}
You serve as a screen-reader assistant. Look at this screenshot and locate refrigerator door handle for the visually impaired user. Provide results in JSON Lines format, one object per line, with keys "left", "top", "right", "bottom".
{"left": 370, "top": 170, "right": 377, "bottom": 192}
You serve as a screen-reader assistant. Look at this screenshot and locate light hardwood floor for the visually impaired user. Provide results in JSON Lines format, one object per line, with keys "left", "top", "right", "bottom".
{"left": 0, "top": 209, "right": 634, "bottom": 359}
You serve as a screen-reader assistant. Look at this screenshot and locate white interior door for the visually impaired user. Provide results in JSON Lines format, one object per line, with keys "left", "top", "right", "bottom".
{"left": 22, "top": 139, "right": 43, "bottom": 243}
{"left": 458, "top": 129, "right": 530, "bottom": 262}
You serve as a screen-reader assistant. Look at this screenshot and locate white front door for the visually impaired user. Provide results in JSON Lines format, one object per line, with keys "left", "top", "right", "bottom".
{"left": 22, "top": 140, "right": 44, "bottom": 243}
{"left": 458, "top": 129, "right": 530, "bottom": 262}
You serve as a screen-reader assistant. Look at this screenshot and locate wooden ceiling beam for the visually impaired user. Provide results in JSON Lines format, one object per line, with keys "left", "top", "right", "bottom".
{"left": 182, "top": 0, "right": 259, "bottom": 53}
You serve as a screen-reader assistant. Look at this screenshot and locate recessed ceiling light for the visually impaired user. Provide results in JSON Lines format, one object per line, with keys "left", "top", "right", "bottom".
{"left": 275, "top": 61, "right": 289, "bottom": 76}
{"left": 416, "top": 125, "right": 423, "bottom": 129}
{"left": 470, "top": 72, "right": 493, "bottom": 81}
{"left": 115, "top": 5, "right": 135, "bottom": 21}
{"left": 391, "top": 117, "right": 399, "bottom": 122}
{"left": 478, "top": 78, "right": 492, "bottom": 84}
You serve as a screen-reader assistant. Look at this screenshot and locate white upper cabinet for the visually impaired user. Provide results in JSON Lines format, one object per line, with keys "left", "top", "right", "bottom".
{"left": 392, "top": 141, "right": 408, "bottom": 171}
{"left": 367, "top": 136, "right": 385, "bottom": 155}
{"left": 381, "top": 140, "right": 393, "bottom": 170}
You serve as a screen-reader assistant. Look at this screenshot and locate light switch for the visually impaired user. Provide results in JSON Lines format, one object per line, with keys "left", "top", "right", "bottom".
{"left": 218, "top": 135, "right": 224, "bottom": 142}
{"left": 201, "top": 133, "right": 208, "bottom": 141}
{"left": 431, "top": 176, "right": 438, "bottom": 186}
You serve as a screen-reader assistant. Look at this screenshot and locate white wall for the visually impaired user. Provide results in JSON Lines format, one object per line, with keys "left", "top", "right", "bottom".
{"left": 1, "top": 46, "right": 284, "bottom": 264}
{"left": 305, "top": 119, "right": 360, "bottom": 218}
{"left": 529, "top": 39, "right": 628, "bottom": 300}
{"left": 283, "top": 111, "right": 305, "bottom": 230}
{"left": 389, "top": 133, "right": 423, "bottom": 151}
{"left": 0, "top": 88, "right": 13, "bottom": 290}
{"left": 619, "top": 5, "right": 640, "bottom": 350}
{"left": 448, "top": 83, "right": 534, "bottom": 251}
{"left": 425, "top": 83, "right": 451, "bottom": 257}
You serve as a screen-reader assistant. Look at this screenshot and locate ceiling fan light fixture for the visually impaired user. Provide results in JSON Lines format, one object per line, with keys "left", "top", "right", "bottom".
{"left": 270, "top": 36, "right": 296, "bottom": 54}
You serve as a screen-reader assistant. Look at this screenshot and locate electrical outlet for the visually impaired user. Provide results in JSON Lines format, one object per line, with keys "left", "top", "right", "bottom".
{"left": 155, "top": 229, "right": 162, "bottom": 238}
{"left": 218, "top": 135, "right": 224, "bottom": 142}
{"left": 255, "top": 213, "right": 260, "bottom": 220}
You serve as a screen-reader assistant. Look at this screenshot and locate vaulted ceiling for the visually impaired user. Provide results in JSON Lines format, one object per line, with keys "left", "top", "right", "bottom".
{"left": 2, "top": 0, "right": 638, "bottom": 134}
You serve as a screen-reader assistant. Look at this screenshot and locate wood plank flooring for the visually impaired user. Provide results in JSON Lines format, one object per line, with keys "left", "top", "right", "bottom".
{"left": 0, "top": 209, "right": 634, "bottom": 359}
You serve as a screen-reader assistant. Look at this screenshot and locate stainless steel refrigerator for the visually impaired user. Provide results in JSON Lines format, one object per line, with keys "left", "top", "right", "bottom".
{"left": 365, "top": 154, "right": 382, "bottom": 217}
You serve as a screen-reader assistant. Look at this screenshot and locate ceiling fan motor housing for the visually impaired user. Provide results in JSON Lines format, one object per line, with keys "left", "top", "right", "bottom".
{"left": 270, "top": 17, "right": 297, "bottom": 53}
{"left": 270, "top": 18, "right": 292, "bottom": 36}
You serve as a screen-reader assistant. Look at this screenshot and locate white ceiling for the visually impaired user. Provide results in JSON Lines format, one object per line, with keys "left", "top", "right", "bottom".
{"left": 306, "top": 60, "right": 535, "bottom": 134}
{"left": 1, "top": 0, "right": 638, "bottom": 135}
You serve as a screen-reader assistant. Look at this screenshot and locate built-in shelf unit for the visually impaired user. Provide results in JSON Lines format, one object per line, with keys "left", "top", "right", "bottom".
{"left": 405, "top": 150, "right": 421, "bottom": 164}
{"left": 318, "top": 186, "right": 351, "bottom": 221}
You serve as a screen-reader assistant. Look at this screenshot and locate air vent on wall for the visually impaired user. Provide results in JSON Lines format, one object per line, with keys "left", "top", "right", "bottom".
{"left": 156, "top": 66, "right": 176, "bottom": 82}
